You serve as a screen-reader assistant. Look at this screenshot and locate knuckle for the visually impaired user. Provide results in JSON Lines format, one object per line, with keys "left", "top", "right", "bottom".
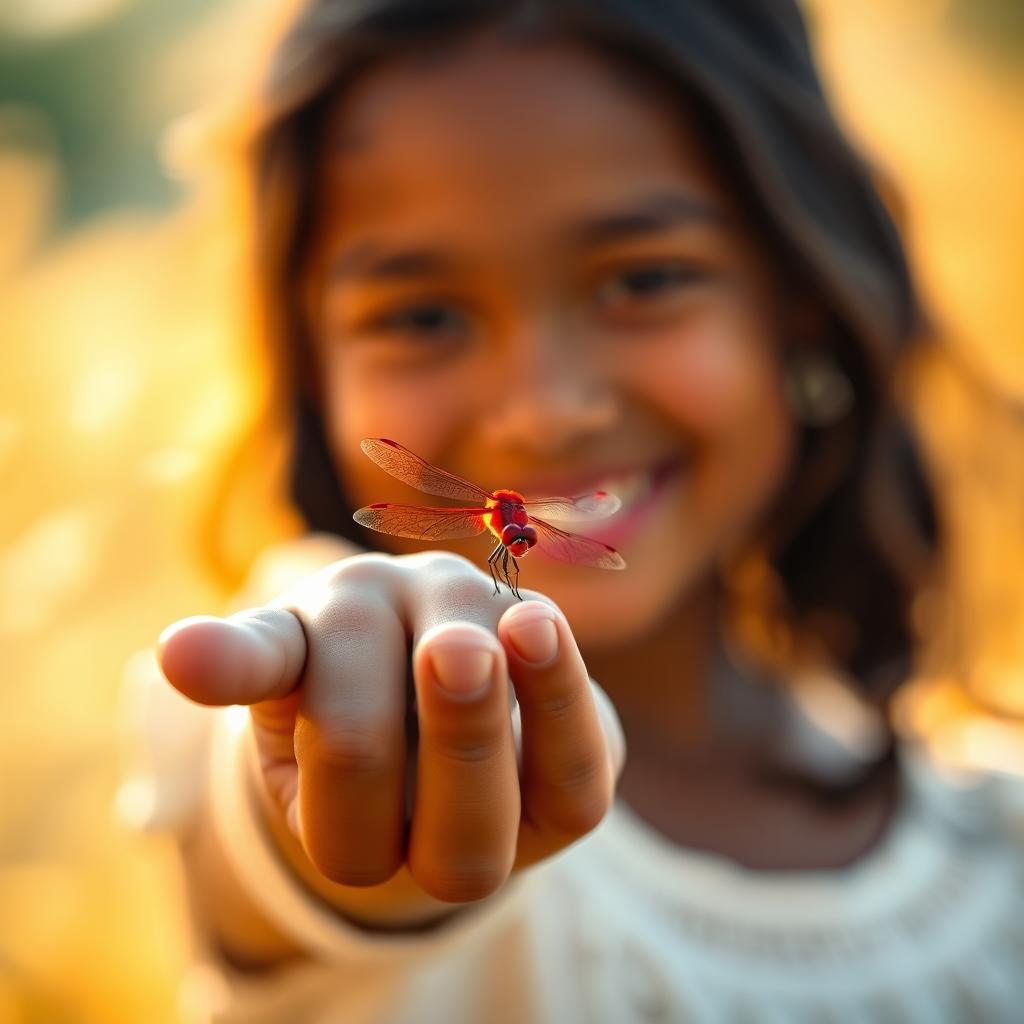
{"left": 414, "top": 860, "right": 510, "bottom": 903}
{"left": 552, "top": 747, "right": 609, "bottom": 798}
{"left": 310, "top": 594, "right": 400, "bottom": 657}
{"left": 425, "top": 561, "right": 493, "bottom": 605}
{"left": 321, "top": 602, "right": 385, "bottom": 640}
{"left": 543, "top": 758, "right": 613, "bottom": 836}
{"left": 299, "top": 720, "right": 394, "bottom": 781}
{"left": 532, "top": 684, "right": 586, "bottom": 720}
{"left": 324, "top": 553, "right": 396, "bottom": 590}
{"left": 428, "top": 728, "right": 501, "bottom": 766}
{"left": 290, "top": 557, "right": 400, "bottom": 640}
{"left": 415, "top": 550, "right": 476, "bottom": 575}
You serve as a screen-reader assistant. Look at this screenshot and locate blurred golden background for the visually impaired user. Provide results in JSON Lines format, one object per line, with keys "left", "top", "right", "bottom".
{"left": 1, "top": 1, "right": 1022, "bottom": 1019}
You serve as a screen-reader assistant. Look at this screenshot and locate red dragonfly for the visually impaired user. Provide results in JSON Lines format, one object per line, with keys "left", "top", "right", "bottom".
{"left": 353, "top": 438, "right": 626, "bottom": 599}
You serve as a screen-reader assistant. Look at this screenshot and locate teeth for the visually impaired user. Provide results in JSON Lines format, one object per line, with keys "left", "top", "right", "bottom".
{"left": 591, "top": 468, "right": 655, "bottom": 512}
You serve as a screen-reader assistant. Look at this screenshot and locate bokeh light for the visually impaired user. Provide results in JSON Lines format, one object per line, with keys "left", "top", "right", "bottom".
{"left": 1, "top": 1, "right": 1022, "bottom": 1019}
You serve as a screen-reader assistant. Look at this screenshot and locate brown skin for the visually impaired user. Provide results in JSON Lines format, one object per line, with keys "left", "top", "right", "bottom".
{"left": 159, "top": 35, "right": 896, "bottom": 962}
{"left": 310, "top": 40, "right": 796, "bottom": 649}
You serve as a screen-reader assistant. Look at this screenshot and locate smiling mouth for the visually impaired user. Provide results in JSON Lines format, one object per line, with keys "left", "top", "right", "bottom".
{"left": 512, "top": 456, "right": 688, "bottom": 552}
{"left": 584, "top": 458, "right": 685, "bottom": 514}
{"left": 492, "top": 458, "right": 686, "bottom": 565}
{"left": 517, "top": 456, "right": 686, "bottom": 512}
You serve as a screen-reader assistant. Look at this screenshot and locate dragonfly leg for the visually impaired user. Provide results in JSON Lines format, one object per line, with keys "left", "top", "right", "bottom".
{"left": 499, "top": 547, "right": 510, "bottom": 596}
{"left": 509, "top": 556, "right": 521, "bottom": 600}
{"left": 486, "top": 542, "right": 503, "bottom": 596}
{"left": 499, "top": 547, "right": 522, "bottom": 601}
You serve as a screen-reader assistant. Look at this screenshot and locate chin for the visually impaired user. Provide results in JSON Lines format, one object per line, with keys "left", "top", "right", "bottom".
{"left": 519, "top": 554, "right": 695, "bottom": 652}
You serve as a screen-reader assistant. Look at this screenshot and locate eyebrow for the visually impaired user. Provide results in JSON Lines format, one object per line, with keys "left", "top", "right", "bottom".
{"left": 570, "top": 191, "right": 729, "bottom": 247}
{"left": 329, "top": 245, "right": 455, "bottom": 283}
{"left": 328, "top": 191, "right": 728, "bottom": 284}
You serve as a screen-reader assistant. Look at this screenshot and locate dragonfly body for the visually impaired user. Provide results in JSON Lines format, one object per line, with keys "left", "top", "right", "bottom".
{"left": 485, "top": 490, "right": 538, "bottom": 558}
{"left": 353, "top": 438, "right": 624, "bottom": 598}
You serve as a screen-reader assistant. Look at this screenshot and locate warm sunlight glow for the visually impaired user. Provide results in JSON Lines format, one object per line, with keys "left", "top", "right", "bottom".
{"left": 0, "top": 0, "right": 133, "bottom": 39}
{"left": 2, "top": 2, "right": 1022, "bottom": 1019}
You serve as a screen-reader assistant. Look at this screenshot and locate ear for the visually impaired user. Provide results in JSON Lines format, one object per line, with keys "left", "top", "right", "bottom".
{"left": 781, "top": 347, "right": 855, "bottom": 428}
{"left": 778, "top": 297, "right": 854, "bottom": 429}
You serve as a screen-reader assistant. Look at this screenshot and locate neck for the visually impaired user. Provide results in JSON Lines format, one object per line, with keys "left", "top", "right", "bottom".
{"left": 581, "top": 582, "right": 902, "bottom": 871}
{"left": 580, "top": 579, "right": 721, "bottom": 751}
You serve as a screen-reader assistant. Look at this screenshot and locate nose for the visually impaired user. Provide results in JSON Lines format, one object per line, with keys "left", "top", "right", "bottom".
{"left": 477, "top": 321, "right": 620, "bottom": 456}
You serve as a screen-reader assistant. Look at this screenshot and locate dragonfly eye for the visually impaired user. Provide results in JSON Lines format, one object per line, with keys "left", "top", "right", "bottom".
{"left": 501, "top": 523, "right": 538, "bottom": 557}
{"left": 500, "top": 523, "right": 521, "bottom": 546}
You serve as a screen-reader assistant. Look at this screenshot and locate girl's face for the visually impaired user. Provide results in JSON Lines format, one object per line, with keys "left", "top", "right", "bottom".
{"left": 306, "top": 36, "right": 797, "bottom": 649}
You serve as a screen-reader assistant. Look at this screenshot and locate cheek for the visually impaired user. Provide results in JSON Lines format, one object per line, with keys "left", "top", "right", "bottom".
{"left": 634, "top": 321, "right": 779, "bottom": 433}
{"left": 712, "top": 381, "right": 795, "bottom": 532}
{"left": 629, "top": 319, "right": 796, "bottom": 531}
{"left": 319, "top": 348, "right": 478, "bottom": 503}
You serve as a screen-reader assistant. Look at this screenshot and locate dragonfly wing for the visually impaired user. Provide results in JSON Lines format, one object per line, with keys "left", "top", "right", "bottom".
{"left": 360, "top": 439, "right": 492, "bottom": 503}
{"left": 531, "top": 517, "right": 626, "bottom": 570}
{"left": 353, "top": 503, "right": 491, "bottom": 541}
{"left": 522, "top": 491, "right": 622, "bottom": 521}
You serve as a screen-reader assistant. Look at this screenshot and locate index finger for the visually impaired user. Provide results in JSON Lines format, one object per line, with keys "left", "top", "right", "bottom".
{"left": 157, "top": 608, "right": 308, "bottom": 708}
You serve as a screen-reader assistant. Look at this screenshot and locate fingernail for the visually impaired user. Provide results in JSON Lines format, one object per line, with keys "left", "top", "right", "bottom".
{"left": 430, "top": 645, "right": 495, "bottom": 699}
{"left": 506, "top": 606, "right": 559, "bottom": 665}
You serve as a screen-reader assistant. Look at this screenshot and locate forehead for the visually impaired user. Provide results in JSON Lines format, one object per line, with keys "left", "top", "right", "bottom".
{"left": 315, "top": 35, "right": 732, "bottom": 235}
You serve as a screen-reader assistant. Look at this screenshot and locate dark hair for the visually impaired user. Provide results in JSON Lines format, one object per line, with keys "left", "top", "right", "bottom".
{"left": 231, "top": 0, "right": 937, "bottom": 696}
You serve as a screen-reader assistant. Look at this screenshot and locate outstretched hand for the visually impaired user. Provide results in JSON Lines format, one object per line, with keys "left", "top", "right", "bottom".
{"left": 158, "top": 551, "right": 625, "bottom": 906}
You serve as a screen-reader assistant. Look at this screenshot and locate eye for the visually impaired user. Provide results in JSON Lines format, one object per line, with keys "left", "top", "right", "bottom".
{"left": 374, "top": 303, "right": 470, "bottom": 339}
{"left": 594, "top": 263, "right": 707, "bottom": 315}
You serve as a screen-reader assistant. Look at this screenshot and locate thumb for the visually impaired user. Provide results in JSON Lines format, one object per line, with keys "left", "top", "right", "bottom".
{"left": 157, "top": 607, "right": 307, "bottom": 708}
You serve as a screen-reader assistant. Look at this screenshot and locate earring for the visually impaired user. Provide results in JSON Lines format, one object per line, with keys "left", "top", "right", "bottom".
{"left": 782, "top": 348, "right": 855, "bottom": 427}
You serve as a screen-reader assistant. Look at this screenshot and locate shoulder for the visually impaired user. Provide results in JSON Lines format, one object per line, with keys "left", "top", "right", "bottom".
{"left": 895, "top": 676, "right": 1024, "bottom": 838}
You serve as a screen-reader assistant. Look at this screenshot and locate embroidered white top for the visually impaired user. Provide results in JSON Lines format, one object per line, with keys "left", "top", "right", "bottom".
{"left": 120, "top": 659, "right": 1024, "bottom": 1024}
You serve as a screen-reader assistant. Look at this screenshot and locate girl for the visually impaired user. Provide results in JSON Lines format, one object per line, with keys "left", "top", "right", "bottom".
{"left": 141, "top": 0, "right": 1024, "bottom": 1019}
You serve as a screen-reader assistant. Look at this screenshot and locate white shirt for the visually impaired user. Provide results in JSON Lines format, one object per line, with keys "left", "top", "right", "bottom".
{"left": 120, "top": 658, "right": 1024, "bottom": 1024}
